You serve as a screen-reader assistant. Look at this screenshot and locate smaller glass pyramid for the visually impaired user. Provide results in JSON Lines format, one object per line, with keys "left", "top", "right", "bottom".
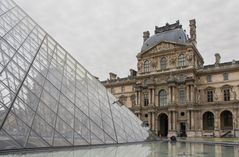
{"left": 0, "top": 0, "right": 149, "bottom": 151}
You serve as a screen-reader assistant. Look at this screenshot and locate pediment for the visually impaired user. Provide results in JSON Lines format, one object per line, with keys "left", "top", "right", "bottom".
{"left": 138, "top": 41, "right": 187, "bottom": 58}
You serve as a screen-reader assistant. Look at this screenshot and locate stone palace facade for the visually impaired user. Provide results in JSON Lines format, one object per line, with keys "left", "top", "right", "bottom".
{"left": 102, "top": 20, "right": 239, "bottom": 137}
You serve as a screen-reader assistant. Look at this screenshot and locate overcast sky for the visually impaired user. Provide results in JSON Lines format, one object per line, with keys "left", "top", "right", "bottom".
{"left": 15, "top": 0, "right": 239, "bottom": 80}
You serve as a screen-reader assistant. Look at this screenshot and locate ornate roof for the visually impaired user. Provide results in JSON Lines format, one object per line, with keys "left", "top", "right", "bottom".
{"left": 141, "top": 21, "right": 188, "bottom": 53}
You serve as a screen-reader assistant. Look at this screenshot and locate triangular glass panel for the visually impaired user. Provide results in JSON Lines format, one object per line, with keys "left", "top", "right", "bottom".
{"left": 74, "top": 116, "right": 90, "bottom": 143}
{"left": 90, "top": 132, "right": 104, "bottom": 145}
{"left": 73, "top": 132, "right": 89, "bottom": 146}
{"left": 31, "top": 115, "right": 54, "bottom": 146}
{"left": 25, "top": 130, "right": 50, "bottom": 148}
{"left": 2, "top": 112, "right": 30, "bottom": 147}
{"left": 55, "top": 116, "right": 74, "bottom": 145}
{"left": 0, "top": 129, "right": 21, "bottom": 150}
{"left": 53, "top": 131, "right": 72, "bottom": 147}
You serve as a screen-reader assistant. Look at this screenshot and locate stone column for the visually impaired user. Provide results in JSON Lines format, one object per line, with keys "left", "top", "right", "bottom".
{"left": 214, "top": 110, "right": 220, "bottom": 137}
{"left": 148, "top": 112, "right": 152, "bottom": 129}
{"left": 173, "top": 111, "right": 176, "bottom": 130}
{"left": 168, "top": 86, "right": 172, "bottom": 104}
{"left": 187, "top": 111, "right": 191, "bottom": 130}
{"left": 139, "top": 91, "right": 141, "bottom": 106}
{"left": 172, "top": 86, "right": 176, "bottom": 103}
{"left": 191, "top": 110, "right": 194, "bottom": 130}
{"left": 149, "top": 89, "right": 152, "bottom": 105}
{"left": 186, "top": 85, "right": 190, "bottom": 103}
{"left": 169, "top": 112, "right": 172, "bottom": 131}
{"left": 152, "top": 112, "right": 155, "bottom": 131}
{"left": 190, "top": 85, "right": 194, "bottom": 103}
{"left": 136, "top": 91, "right": 139, "bottom": 106}
{"left": 152, "top": 88, "right": 155, "bottom": 105}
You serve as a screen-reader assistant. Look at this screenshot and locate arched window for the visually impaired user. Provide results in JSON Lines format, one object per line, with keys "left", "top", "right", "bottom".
{"left": 160, "top": 57, "right": 167, "bottom": 70}
{"left": 178, "top": 54, "right": 185, "bottom": 67}
{"left": 144, "top": 60, "right": 150, "bottom": 72}
{"left": 220, "top": 110, "right": 233, "bottom": 130}
{"left": 203, "top": 112, "right": 214, "bottom": 130}
{"left": 159, "top": 90, "right": 167, "bottom": 106}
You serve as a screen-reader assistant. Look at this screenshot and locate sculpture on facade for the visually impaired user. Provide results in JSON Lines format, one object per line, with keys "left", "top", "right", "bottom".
{"left": 130, "top": 94, "right": 136, "bottom": 106}
{"left": 232, "top": 88, "right": 237, "bottom": 100}
{"left": 137, "top": 61, "right": 142, "bottom": 71}
{"left": 169, "top": 54, "right": 176, "bottom": 65}
{"left": 215, "top": 53, "right": 221, "bottom": 65}
{"left": 214, "top": 91, "right": 219, "bottom": 101}
{"left": 151, "top": 58, "right": 158, "bottom": 69}
{"left": 197, "top": 90, "right": 201, "bottom": 103}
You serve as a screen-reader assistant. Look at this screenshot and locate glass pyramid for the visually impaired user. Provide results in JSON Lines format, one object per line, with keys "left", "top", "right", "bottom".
{"left": 0, "top": 0, "right": 149, "bottom": 151}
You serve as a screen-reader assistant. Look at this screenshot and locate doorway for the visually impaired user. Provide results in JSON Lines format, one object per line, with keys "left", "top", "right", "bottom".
{"left": 180, "top": 122, "right": 187, "bottom": 137}
{"left": 159, "top": 113, "right": 168, "bottom": 137}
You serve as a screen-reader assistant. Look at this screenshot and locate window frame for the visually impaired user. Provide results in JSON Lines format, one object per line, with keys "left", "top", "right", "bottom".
{"left": 223, "top": 73, "right": 229, "bottom": 81}
{"left": 160, "top": 57, "right": 167, "bottom": 70}
{"left": 178, "top": 54, "right": 185, "bottom": 67}
{"left": 207, "top": 75, "right": 212, "bottom": 82}
{"left": 144, "top": 60, "right": 150, "bottom": 73}
{"left": 143, "top": 93, "right": 149, "bottom": 106}
{"left": 178, "top": 86, "right": 186, "bottom": 105}
{"left": 159, "top": 90, "right": 167, "bottom": 106}
{"left": 224, "top": 89, "right": 230, "bottom": 101}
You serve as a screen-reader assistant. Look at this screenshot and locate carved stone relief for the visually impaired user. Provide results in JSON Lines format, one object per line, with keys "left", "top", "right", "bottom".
{"left": 151, "top": 58, "right": 158, "bottom": 69}
{"left": 137, "top": 61, "right": 143, "bottom": 71}
{"left": 169, "top": 54, "right": 177, "bottom": 65}
{"left": 186, "top": 51, "right": 194, "bottom": 65}
{"left": 130, "top": 94, "right": 136, "bottom": 106}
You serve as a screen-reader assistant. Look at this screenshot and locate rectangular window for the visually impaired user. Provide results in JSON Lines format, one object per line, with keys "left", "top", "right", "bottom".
{"left": 207, "top": 90, "right": 213, "bottom": 102}
{"left": 179, "top": 87, "right": 185, "bottom": 105}
{"left": 144, "top": 93, "right": 149, "bottom": 106}
{"left": 224, "top": 89, "right": 230, "bottom": 101}
{"left": 223, "top": 73, "right": 229, "bottom": 81}
{"left": 207, "top": 75, "right": 212, "bottom": 82}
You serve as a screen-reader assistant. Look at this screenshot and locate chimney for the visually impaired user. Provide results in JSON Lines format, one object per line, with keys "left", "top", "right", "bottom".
{"left": 143, "top": 31, "right": 150, "bottom": 42}
{"left": 215, "top": 53, "right": 221, "bottom": 66}
{"left": 109, "top": 72, "right": 117, "bottom": 80}
{"left": 129, "top": 69, "right": 137, "bottom": 77}
{"left": 189, "top": 19, "right": 197, "bottom": 45}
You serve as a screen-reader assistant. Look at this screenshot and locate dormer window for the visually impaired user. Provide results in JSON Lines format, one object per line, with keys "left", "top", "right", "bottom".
{"left": 144, "top": 60, "right": 150, "bottom": 73}
{"left": 223, "top": 73, "right": 229, "bottom": 81}
{"left": 178, "top": 54, "right": 185, "bottom": 67}
{"left": 160, "top": 57, "right": 167, "bottom": 70}
{"left": 207, "top": 75, "right": 212, "bottom": 82}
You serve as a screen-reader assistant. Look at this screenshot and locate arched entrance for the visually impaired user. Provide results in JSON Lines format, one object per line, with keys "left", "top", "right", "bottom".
{"left": 220, "top": 110, "right": 233, "bottom": 130}
{"left": 203, "top": 111, "right": 214, "bottom": 130}
{"left": 158, "top": 113, "right": 168, "bottom": 137}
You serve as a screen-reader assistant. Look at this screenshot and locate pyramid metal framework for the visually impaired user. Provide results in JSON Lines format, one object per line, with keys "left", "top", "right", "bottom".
{"left": 0, "top": 0, "right": 149, "bottom": 151}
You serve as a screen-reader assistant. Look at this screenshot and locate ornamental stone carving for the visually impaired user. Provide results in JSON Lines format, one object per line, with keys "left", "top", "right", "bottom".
{"left": 232, "top": 88, "right": 237, "bottom": 100}
{"left": 151, "top": 58, "right": 158, "bottom": 69}
{"left": 186, "top": 51, "right": 193, "bottom": 64}
{"left": 119, "top": 95, "right": 127, "bottom": 104}
{"left": 130, "top": 94, "right": 136, "bottom": 106}
{"left": 137, "top": 61, "right": 143, "bottom": 71}
{"left": 169, "top": 54, "right": 177, "bottom": 65}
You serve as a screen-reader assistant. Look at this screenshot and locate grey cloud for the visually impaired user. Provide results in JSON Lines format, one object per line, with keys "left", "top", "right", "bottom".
{"left": 15, "top": 0, "right": 239, "bottom": 80}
